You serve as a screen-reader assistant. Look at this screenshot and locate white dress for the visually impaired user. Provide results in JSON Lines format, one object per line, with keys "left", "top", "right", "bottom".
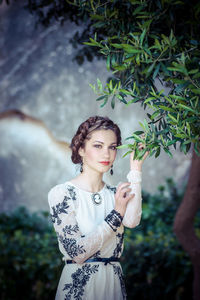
{"left": 48, "top": 170, "right": 142, "bottom": 300}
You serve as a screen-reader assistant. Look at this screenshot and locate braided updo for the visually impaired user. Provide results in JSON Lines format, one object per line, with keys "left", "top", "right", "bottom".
{"left": 70, "top": 116, "right": 122, "bottom": 164}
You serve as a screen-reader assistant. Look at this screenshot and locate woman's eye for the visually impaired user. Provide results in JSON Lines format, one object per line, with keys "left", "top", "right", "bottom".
{"left": 110, "top": 146, "right": 116, "bottom": 150}
{"left": 94, "top": 144, "right": 102, "bottom": 148}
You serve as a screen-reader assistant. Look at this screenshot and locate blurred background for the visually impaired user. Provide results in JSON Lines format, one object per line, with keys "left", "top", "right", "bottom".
{"left": 0, "top": 1, "right": 198, "bottom": 300}
{"left": 0, "top": 0, "right": 191, "bottom": 212}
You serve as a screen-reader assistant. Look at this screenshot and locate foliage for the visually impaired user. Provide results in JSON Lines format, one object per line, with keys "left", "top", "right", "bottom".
{"left": 0, "top": 180, "right": 199, "bottom": 300}
{"left": 123, "top": 178, "right": 199, "bottom": 299}
{"left": 24, "top": 0, "right": 103, "bottom": 64}
{"left": 3, "top": 1, "right": 200, "bottom": 159}
{"left": 0, "top": 207, "right": 61, "bottom": 300}
{"left": 73, "top": 0, "right": 200, "bottom": 160}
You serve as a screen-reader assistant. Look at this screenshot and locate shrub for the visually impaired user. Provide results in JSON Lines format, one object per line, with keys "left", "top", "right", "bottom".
{"left": 123, "top": 178, "right": 198, "bottom": 300}
{"left": 0, "top": 207, "right": 61, "bottom": 300}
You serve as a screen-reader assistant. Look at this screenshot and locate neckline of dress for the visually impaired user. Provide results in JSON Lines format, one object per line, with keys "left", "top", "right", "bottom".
{"left": 65, "top": 181, "right": 107, "bottom": 194}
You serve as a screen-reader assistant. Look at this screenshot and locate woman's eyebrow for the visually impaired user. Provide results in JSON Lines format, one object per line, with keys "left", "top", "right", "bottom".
{"left": 93, "top": 141, "right": 117, "bottom": 145}
{"left": 93, "top": 141, "right": 104, "bottom": 144}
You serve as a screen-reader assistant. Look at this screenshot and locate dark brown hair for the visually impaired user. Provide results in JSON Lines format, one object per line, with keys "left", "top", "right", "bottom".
{"left": 70, "top": 116, "right": 121, "bottom": 164}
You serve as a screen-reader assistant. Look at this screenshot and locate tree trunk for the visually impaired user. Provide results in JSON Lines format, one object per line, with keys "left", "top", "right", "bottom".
{"left": 173, "top": 149, "right": 200, "bottom": 300}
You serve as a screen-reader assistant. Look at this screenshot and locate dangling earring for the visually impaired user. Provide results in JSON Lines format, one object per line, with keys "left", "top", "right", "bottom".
{"left": 110, "top": 165, "right": 113, "bottom": 175}
{"left": 80, "top": 161, "right": 83, "bottom": 173}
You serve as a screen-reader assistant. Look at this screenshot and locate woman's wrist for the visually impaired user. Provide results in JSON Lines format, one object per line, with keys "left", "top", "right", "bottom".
{"left": 114, "top": 205, "right": 125, "bottom": 217}
{"left": 130, "top": 162, "right": 142, "bottom": 172}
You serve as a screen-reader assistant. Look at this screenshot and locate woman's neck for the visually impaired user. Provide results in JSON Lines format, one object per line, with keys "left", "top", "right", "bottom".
{"left": 71, "top": 171, "right": 104, "bottom": 193}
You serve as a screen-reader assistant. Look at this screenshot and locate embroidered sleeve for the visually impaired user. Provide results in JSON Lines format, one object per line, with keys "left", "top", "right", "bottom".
{"left": 48, "top": 185, "right": 122, "bottom": 264}
{"left": 105, "top": 209, "right": 123, "bottom": 232}
{"left": 122, "top": 169, "right": 142, "bottom": 228}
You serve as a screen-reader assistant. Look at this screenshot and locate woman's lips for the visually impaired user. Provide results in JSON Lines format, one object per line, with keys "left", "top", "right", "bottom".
{"left": 100, "top": 161, "right": 110, "bottom": 166}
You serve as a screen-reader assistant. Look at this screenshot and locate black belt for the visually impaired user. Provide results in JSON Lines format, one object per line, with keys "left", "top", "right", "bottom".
{"left": 65, "top": 257, "right": 120, "bottom": 265}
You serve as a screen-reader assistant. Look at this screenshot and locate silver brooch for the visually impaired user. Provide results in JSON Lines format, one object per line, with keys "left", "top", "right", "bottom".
{"left": 91, "top": 193, "right": 102, "bottom": 205}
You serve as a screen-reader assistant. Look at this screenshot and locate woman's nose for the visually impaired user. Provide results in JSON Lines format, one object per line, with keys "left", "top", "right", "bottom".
{"left": 103, "top": 147, "right": 110, "bottom": 157}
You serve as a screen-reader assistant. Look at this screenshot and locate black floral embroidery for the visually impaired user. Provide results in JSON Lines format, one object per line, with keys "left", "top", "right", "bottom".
{"left": 90, "top": 250, "right": 101, "bottom": 259}
{"left": 58, "top": 234, "right": 86, "bottom": 259}
{"left": 113, "top": 265, "right": 127, "bottom": 300}
{"left": 106, "top": 185, "right": 117, "bottom": 194}
{"left": 105, "top": 209, "right": 123, "bottom": 232}
{"left": 113, "top": 232, "right": 124, "bottom": 257}
{"left": 63, "top": 224, "right": 79, "bottom": 235}
{"left": 50, "top": 196, "right": 70, "bottom": 225}
{"left": 67, "top": 186, "right": 77, "bottom": 201}
{"left": 63, "top": 264, "right": 99, "bottom": 300}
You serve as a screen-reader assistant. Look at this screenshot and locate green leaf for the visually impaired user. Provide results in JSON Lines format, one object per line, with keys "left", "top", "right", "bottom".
{"left": 117, "top": 144, "right": 133, "bottom": 149}
{"left": 168, "top": 113, "right": 178, "bottom": 123}
{"left": 174, "top": 133, "right": 186, "bottom": 138}
{"left": 193, "top": 72, "right": 200, "bottom": 79}
{"left": 121, "top": 44, "right": 143, "bottom": 54}
{"left": 122, "top": 150, "right": 133, "bottom": 158}
{"left": 191, "top": 89, "right": 200, "bottom": 95}
{"left": 111, "top": 95, "right": 115, "bottom": 109}
{"left": 158, "top": 105, "right": 175, "bottom": 112}
{"left": 133, "top": 131, "right": 144, "bottom": 136}
{"left": 114, "top": 65, "right": 128, "bottom": 71}
{"left": 153, "top": 64, "right": 160, "bottom": 80}
{"left": 170, "top": 78, "right": 187, "bottom": 84}
{"left": 109, "top": 80, "right": 113, "bottom": 91}
{"left": 140, "top": 29, "right": 146, "bottom": 46}
{"left": 163, "top": 148, "right": 173, "bottom": 158}
{"left": 143, "top": 119, "right": 149, "bottom": 131}
{"left": 188, "top": 69, "right": 199, "bottom": 75}
{"left": 166, "top": 140, "right": 177, "bottom": 146}
{"left": 167, "top": 65, "right": 188, "bottom": 75}
{"left": 97, "top": 78, "right": 103, "bottom": 92}
{"left": 180, "top": 142, "right": 187, "bottom": 154}
{"left": 96, "top": 95, "right": 106, "bottom": 101}
{"left": 137, "top": 148, "right": 147, "bottom": 159}
{"left": 151, "top": 110, "right": 160, "bottom": 120}
{"left": 136, "top": 54, "right": 140, "bottom": 65}
{"left": 155, "top": 147, "right": 161, "bottom": 158}
{"left": 144, "top": 97, "right": 155, "bottom": 104}
{"left": 147, "top": 63, "right": 155, "bottom": 74}
{"left": 111, "top": 43, "right": 123, "bottom": 49}
{"left": 91, "top": 14, "right": 104, "bottom": 20}
{"left": 106, "top": 55, "right": 110, "bottom": 70}
{"left": 131, "top": 133, "right": 145, "bottom": 142}
{"left": 84, "top": 42, "right": 99, "bottom": 46}
{"left": 185, "top": 116, "right": 198, "bottom": 122}
{"left": 164, "top": 96, "right": 174, "bottom": 106}
{"left": 178, "top": 104, "right": 197, "bottom": 113}
{"left": 100, "top": 97, "right": 108, "bottom": 107}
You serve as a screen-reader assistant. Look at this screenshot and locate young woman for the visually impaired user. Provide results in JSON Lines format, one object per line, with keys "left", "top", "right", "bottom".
{"left": 48, "top": 116, "right": 148, "bottom": 300}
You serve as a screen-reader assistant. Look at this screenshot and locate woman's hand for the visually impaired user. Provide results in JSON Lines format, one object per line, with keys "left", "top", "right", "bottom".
{"left": 130, "top": 135, "right": 149, "bottom": 171}
{"left": 114, "top": 182, "right": 135, "bottom": 217}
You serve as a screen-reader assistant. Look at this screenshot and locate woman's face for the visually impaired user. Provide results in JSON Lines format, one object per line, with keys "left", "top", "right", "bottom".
{"left": 79, "top": 129, "right": 117, "bottom": 174}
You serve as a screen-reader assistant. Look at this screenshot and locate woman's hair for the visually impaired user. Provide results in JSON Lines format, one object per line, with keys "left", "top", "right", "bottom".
{"left": 70, "top": 116, "right": 122, "bottom": 164}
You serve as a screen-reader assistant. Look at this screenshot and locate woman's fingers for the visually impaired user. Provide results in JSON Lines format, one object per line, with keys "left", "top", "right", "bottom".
{"left": 138, "top": 137, "right": 149, "bottom": 160}
{"left": 120, "top": 187, "right": 132, "bottom": 198}
{"left": 127, "top": 193, "right": 135, "bottom": 201}
{"left": 117, "top": 182, "right": 131, "bottom": 192}
{"left": 143, "top": 150, "right": 149, "bottom": 159}
{"left": 115, "top": 182, "right": 135, "bottom": 215}
{"left": 116, "top": 183, "right": 134, "bottom": 200}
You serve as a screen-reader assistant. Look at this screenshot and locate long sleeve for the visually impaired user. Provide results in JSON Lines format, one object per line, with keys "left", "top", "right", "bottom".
{"left": 122, "top": 170, "right": 142, "bottom": 228}
{"left": 48, "top": 184, "right": 123, "bottom": 264}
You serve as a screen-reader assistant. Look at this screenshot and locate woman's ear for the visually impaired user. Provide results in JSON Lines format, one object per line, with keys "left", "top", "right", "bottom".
{"left": 78, "top": 146, "right": 84, "bottom": 158}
